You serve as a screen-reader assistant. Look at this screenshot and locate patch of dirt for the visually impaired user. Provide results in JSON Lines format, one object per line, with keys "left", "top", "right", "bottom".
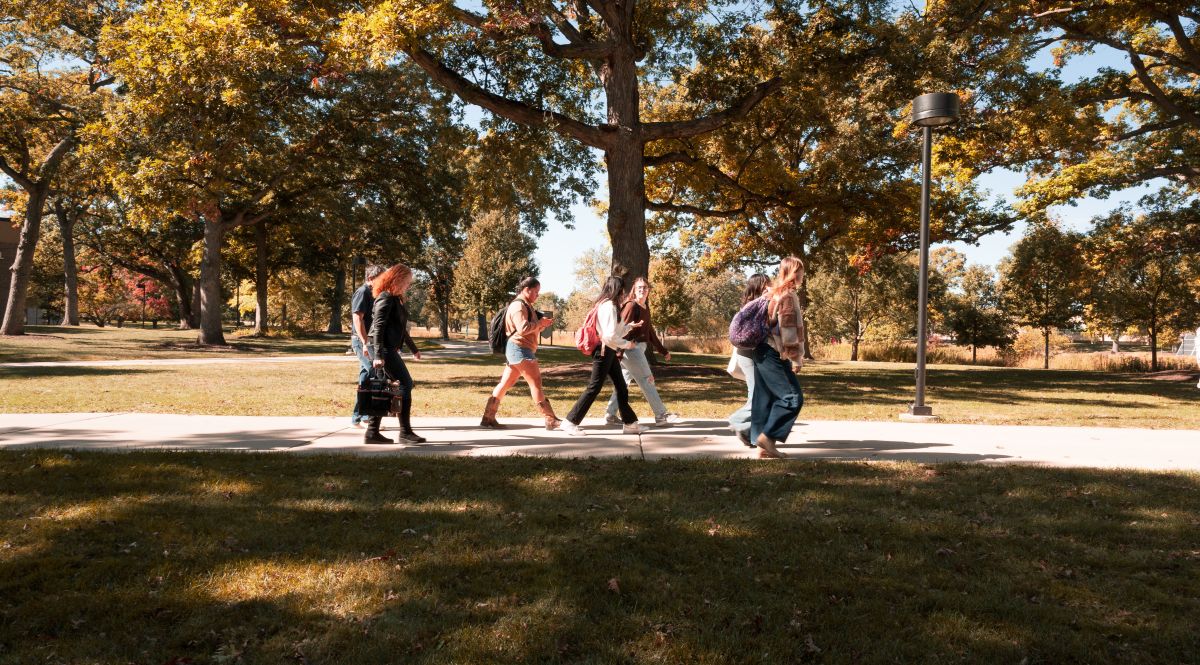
{"left": 1143, "top": 370, "right": 1200, "bottom": 382}
{"left": 540, "top": 363, "right": 727, "bottom": 380}
{"left": 150, "top": 341, "right": 239, "bottom": 352}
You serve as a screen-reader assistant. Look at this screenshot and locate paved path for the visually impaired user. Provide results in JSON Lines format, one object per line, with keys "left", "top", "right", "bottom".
{"left": 1, "top": 413, "right": 1197, "bottom": 471}
{"left": 0, "top": 340, "right": 494, "bottom": 368}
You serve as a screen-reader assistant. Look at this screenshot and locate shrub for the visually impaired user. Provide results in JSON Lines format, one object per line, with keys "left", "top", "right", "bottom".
{"left": 1012, "top": 326, "right": 1072, "bottom": 359}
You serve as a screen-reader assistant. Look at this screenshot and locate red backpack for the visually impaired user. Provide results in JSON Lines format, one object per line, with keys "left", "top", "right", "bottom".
{"left": 574, "top": 303, "right": 602, "bottom": 355}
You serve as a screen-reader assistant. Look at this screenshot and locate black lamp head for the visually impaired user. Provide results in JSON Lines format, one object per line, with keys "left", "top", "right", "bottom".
{"left": 912, "top": 92, "right": 960, "bottom": 128}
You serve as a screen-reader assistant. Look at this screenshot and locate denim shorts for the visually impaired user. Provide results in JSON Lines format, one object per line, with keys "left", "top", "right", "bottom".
{"left": 505, "top": 339, "right": 537, "bottom": 365}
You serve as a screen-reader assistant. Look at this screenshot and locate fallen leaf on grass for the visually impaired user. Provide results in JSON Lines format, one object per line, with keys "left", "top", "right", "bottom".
{"left": 607, "top": 578, "right": 621, "bottom": 594}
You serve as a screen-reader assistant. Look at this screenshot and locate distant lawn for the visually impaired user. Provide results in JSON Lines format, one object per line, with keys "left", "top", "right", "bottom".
{"left": 1, "top": 450, "right": 1197, "bottom": 664}
{"left": 2, "top": 346, "right": 1197, "bottom": 429}
{"left": 0, "top": 325, "right": 442, "bottom": 363}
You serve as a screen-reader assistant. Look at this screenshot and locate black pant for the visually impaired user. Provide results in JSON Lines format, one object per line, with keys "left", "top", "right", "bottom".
{"left": 566, "top": 346, "right": 638, "bottom": 425}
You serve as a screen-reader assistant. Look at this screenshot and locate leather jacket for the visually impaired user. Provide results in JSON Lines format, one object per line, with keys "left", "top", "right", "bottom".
{"left": 369, "top": 291, "right": 419, "bottom": 358}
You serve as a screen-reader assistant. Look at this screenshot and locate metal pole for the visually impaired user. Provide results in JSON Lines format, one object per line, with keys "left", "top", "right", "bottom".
{"left": 911, "top": 125, "right": 933, "bottom": 416}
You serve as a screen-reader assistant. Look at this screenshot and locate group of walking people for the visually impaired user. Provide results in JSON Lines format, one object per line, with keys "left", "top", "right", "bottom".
{"left": 348, "top": 255, "right": 807, "bottom": 459}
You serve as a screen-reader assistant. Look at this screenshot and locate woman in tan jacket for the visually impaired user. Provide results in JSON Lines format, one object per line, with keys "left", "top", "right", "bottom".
{"left": 480, "top": 276, "right": 562, "bottom": 430}
{"left": 750, "top": 256, "right": 806, "bottom": 458}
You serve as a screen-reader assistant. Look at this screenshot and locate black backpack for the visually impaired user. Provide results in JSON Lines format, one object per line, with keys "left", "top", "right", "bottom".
{"left": 488, "top": 301, "right": 535, "bottom": 354}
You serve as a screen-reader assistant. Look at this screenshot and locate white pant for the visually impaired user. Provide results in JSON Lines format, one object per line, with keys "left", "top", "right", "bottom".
{"left": 606, "top": 342, "right": 668, "bottom": 419}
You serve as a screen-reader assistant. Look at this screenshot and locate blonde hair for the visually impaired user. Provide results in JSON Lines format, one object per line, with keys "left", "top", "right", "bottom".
{"left": 370, "top": 264, "right": 413, "bottom": 300}
{"left": 772, "top": 256, "right": 804, "bottom": 294}
{"left": 627, "top": 276, "right": 649, "bottom": 304}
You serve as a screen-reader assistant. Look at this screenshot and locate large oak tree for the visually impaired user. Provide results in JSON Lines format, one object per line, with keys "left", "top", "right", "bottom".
{"left": 340, "top": 0, "right": 786, "bottom": 280}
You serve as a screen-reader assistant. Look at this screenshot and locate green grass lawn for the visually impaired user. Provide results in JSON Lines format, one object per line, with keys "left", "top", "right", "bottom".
{"left": 1, "top": 451, "right": 1197, "bottom": 664}
{"left": 0, "top": 325, "right": 442, "bottom": 363}
{"left": 2, "top": 346, "right": 1197, "bottom": 428}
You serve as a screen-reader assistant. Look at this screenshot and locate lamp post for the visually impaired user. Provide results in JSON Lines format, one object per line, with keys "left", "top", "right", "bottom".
{"left": 903, "top": 92, "right": 959, "bottom": 422}
{"left": 353, "top": 255, "right": 367, "bottom": 288}
{"left": 138, "top": 281, "right": 147, "bottom": 328}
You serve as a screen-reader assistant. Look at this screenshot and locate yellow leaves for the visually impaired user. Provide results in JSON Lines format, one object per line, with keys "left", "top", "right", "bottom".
{"left": 333, "top": 0, "right": 454, "bottom": 65}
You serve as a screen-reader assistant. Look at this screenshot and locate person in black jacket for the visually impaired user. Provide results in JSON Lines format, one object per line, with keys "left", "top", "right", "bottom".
{"left": 366, "top": 263, "right": 424, "bottom": 444}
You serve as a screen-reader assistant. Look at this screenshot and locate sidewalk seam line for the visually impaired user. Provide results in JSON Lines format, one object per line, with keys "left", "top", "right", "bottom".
{"left": 0, "top": 412, "right": 128, "bottom": 439}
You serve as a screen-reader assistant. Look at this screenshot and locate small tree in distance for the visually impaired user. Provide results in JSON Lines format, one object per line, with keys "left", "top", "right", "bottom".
{"left": 451, "top": 211, "right": 539, "bottom": 341}
{"left": 999, "top": 221, "right": 1086, "bottom": 369}
{"left": 648, "top": 251, "right": 691, "bottom": 345}
{"left": 946, "top": 265, "right": 1013, "bottom": 364}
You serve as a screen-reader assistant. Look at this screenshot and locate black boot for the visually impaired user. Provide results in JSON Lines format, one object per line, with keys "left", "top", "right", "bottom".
{"left": 364, "top": 417, "right": 394, "bottom": 444}
{"left": 398, "top": 394, "right": 426, "bottom": 443}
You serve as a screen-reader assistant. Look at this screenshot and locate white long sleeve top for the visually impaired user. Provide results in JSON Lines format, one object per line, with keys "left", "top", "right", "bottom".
{"left": 596, "top": 299, "right": 633, "bottom": 351}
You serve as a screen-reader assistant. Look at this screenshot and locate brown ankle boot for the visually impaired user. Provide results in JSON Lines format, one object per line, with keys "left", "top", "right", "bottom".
{"left": 537, "top": 399, "right": 562, "bottom": 431}
{"left": 480, "top": 396, "right": 506, "bottom": 429}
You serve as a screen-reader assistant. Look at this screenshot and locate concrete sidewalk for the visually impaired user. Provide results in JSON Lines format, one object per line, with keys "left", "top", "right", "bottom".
{"left": 1, "top": 413, "right": 1197, "bottom": 471}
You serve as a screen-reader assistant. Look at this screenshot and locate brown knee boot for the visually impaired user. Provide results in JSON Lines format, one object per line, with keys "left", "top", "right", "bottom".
{"left": 480, "top": 395, "right": 506, "bottom": 429}
{"left": 537, "top": 399, "right": 562, "bottom": 431}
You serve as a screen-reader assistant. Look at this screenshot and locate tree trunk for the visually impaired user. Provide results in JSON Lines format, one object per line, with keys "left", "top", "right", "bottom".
{"left": 1, "top": 185, "right": 49, "bottom": 335}
{"left": 851, "top": 311, "right": 861, "bottom": 361}
{"left": 1110, "top": 327, "right": 1120, "bottom": 353}
{"left": 799, "top": 277, "right": 814, "bottom": 360}
{"left": 191, "top": 277, "right": 202, "bottom": 330}
{"left": 1042, "top": 327, "right": 1050, "bottom": 370}
{"left": 169, "top": 266, "right": 195, "bottom": 329}
{"left": 253, "top": 219, "right": 269, "bottom": 336}
{"left": 197, "top": 218, "right": 227, "bottom": 345}
{"left": 971, "top": 319, "right": 978, "bottom": 364}
{"left": 476, "top": 311, "right": 487, "bottom": 341}
{"left": 1149, "top": 320, "right": 1158, "bottom": 372}
{"left": 603, "top": 46, "right": 650, "bottom": 281}
{"left": 55, "top": 203, "right": 80, "bottom": 326}
{"left": 327, "top": 263, "right": 346, "bottom": 334}
{"left": 439, "top": 308, "right": 450, "bottom": 340}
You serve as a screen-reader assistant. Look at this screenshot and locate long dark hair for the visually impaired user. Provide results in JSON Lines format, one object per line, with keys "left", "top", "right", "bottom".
{"left": 742, "top": 273, "right": 769, "bottom": 305}
{"left": 596, "top": 275, "right": 626, "bottom": 305}
{"left": 515, "top": 276, "right": 540, "bottom": 294}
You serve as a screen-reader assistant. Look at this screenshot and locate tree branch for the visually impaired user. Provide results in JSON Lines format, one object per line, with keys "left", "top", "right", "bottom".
{"left": 1126, "top": 48, "right": 1200, "bottom": 130}
{"left": 450, "top": 6, "right": 613, "bottom": 60}
{"left": 643, "top": 77, "right": 783, "bottom": 142}
{"left": 37, "top": 134, "right": 77, "bottom": 182}
{"left": 1114, "top": 117, "right": 1188, "bottom": 141}
{"left": 530, "top": 22, "right": 614, "bottom": 59}
{"left": 645, "top": 150, "right": 764, "bottom": 202}
{"left": 1162, "top": 13, "right": 1200, "bottom": 72}
{"left": 0, "top": 155, "right": 34, "bottom": 190}
{"left": 404, "top": 46, "right": 608, "bottom": 149}
{"left": 646, "top": 200, "right": 747, "bottom": 219}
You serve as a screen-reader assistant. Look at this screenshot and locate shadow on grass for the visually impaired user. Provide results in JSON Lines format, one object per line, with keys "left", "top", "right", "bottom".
{"left": 2, "top": 452, "right": 1198, "bottom": 663}
{"left": 0, "top": 366, "right": 162, "bottom": 379}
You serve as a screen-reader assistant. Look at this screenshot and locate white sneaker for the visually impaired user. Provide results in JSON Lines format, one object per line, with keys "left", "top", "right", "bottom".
{"left": 622, "top": 422, "right": 648, "bottom": 435}
{"left": 604, "top": 415, "right": 622, "bottom": 426}
{"left": 654, "top": 413, "right": 682, "bottom": 427}
{"left": 560, "top": 420, "right": 587, "bottom": 436}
